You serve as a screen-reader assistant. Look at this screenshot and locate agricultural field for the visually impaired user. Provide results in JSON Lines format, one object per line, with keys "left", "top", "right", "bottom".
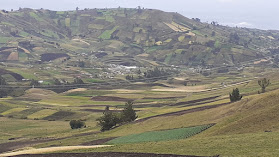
{"left": 0, "top": 7, "right": 278, "bottom": 157}
{"left": 0, "top": 65, "right": 278, "bottom": 157}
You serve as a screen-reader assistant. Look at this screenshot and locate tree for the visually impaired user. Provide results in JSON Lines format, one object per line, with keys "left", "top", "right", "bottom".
{"left": 96, "top": 107, "right": 120, "bottom": 132}
{"left": 258, "top": 78, "right": 270, "bottom": 93}
{"left": 0, "top": 76, "right": 8, "bottom": 98}
{"left": 73, "top": 77, "right": 84, "bottom": 85}
{"left": 69, "top": 120, "right": 85, "bottom": 129}
{"left": 229, "top": 88, "right": 242, "bottom": 102}
{"left": 53, "top": 78, "right": 62, "bottom": 85}
{"left": 30, "top": 79, "right": 40, "bottom": 87}
{"left": 122, "top": 101, "right": 137, "bottom": 122}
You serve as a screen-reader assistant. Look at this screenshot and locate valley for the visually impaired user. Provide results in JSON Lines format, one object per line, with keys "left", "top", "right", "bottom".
{"left": 0, "top": 7, "right": 278, "bottom": 157}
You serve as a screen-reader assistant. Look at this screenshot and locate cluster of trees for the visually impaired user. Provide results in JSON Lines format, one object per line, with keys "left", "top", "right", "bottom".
{"left": 125, "top": 75, "right": 134, "bottom": 80}
{"left": 97, "top": 101, "right": 137, "bottom": 132}
{"left": 144, "top": 67, "right": 170, "bottom": 79}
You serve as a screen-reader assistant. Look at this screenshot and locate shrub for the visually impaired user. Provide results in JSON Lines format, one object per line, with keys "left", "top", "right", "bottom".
{"left": 70, "top": 120, "right": 85, "bottom": 129}
{"left": 230, "top": 88, "right": 242, "bottom": 102}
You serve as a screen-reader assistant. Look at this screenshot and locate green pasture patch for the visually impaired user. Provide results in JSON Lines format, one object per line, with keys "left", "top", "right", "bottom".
{"left": 19, "top": 31, "right": 29, "bottom": 37}
{"left": 84, "top": 78, "right": 105, "bottom": 83}
{"left": 1, "top": 22, "right": 15, "bottom": 27}
{"left": 105, "top": 16, "right": 115, "bottom": 22}
{"left": 0, "top": 104, "right": 12, "bottom": 113}
{"left": 0, "top": 37, "right": 11, "bottom": 44}
{"left": 99, "top": 26, "right": 118, "bottom": 40}
{"left": 28, "top": 109, "right": 57, "bottom": 119}
{"left": 88, "top": 24, "right": 104, "bottom": 29}
{"left": 146, "top": 46, "right": 160, "bottom": 53}
{"left": 11, "top": 12, "right": 24, "bottom": 16}
{"left": 65, "top": 18, "right": 71, "bottom": 27}
{"left": 16, "top": 108, "right": 42, "bottom": 118}
{"left": 40, "top": 30, "right": 59, "bottom": 39}
{"left": 1, "top": 108, "right": 27, "bottom": 116}
{"left": 65, "top": 90, "right": 112, "bottom": 97}
{"left": 8, "top": 68, "right": 38, "bottom": 79}
{"left": 164, "top": 54, "right": 172, "bottom": 64}
{"left": 107, "top": 124, "right": 213, "bottom": 144}
{"left": 81, "top": 14, "right": 91, "bottom": 17}
{"left": 56, "top": 11, "right": 65, "bottom": 15}
{"left": 29, "top": 12, "right": 43, "bottom": 22}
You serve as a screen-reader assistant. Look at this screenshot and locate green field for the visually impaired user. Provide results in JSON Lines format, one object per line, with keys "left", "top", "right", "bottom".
{"left": 107, "top": 124, "right": 213, "bottom": 144}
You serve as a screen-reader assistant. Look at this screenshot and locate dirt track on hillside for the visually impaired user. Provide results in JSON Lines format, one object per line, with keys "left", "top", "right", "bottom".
{"left": 0, "top": 146, "right": 111, "bottom": 157}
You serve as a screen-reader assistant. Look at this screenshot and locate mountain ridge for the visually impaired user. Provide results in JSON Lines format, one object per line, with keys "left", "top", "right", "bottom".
{"left": 0, "top": 8, "right": 279, "bottom": 67}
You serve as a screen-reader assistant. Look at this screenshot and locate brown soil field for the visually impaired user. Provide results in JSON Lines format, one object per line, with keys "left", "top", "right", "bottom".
{"left": 7, "top": 52, "right": 19, "bottom": 61}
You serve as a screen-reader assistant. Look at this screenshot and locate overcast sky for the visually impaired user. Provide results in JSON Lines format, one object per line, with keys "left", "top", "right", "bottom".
{"left": 1, "top": 0, "right": 278, "bottom": 30}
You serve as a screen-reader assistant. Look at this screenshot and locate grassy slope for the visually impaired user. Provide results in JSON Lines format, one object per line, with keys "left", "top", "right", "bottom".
{"left": 65, "top": 89, "right": 279, "bottom": 156}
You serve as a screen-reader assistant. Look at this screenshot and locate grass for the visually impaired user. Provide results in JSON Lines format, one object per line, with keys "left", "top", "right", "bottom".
{"left": 29, "top": 12, "right": 43, "bottom": 22}
{"left": 65, "top": 18, "right": 71, "bottom": 27}
{"left": 1, "top": 108, "right": 27, "bottom": 116}
{"left": 0, "top": 37, "right": 11, "bottom": 44}
{"left": 107, "top": 124, "right": 213, "bottom": 144}
{"left": 65, "top": 90, "right": 113, "bottom": 97}
{"left": 8, "top": 68, "right": 38, "bottom": 79}
{"left": 40, "top": 30, "right": 59, "bottom": 39}
{"left": 28, "top": 109, "right": 57, "bottom": 119}
{"left": 88, "top": 24, "right": 104, "bottom": 29}
{"left": 76, "top": 131, "right": 279, "bottom": 157}
{"left": 99, "top": 26, "right": 118, "bottom": 40}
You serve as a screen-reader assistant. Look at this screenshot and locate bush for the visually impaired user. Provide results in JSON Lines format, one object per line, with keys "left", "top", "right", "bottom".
{"left": 70, "top": 120, "right": 85, "bottom": 129}
{"left": 230, "top": 88, "right": 242, "bottom": 102}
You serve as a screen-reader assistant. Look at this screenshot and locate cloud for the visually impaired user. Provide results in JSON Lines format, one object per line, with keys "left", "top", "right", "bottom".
{"left": 221, "top": 22, "right": 254, "bottom": 28}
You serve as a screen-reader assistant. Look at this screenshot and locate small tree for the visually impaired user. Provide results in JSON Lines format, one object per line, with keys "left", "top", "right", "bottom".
{"left": 229, "top": 88, "right": 242, "bottom": 102}
{"left": 258, "top": 78, "right": 270, "bottom": 93}
{"left": 122, "top": 101, "right": 137, "bottom": 122}
{"left": 70, "top": 120, "right": 85, "bottom": 129}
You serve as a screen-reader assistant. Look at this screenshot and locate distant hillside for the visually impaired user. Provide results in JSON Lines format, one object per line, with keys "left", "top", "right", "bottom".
{"left": 0, "top": 8, "right": 279, "bottom": 67}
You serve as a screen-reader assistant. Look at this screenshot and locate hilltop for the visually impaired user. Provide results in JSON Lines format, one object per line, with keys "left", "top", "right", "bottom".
{"left": 0, "top": 8, "right": 279, "bottom": 68}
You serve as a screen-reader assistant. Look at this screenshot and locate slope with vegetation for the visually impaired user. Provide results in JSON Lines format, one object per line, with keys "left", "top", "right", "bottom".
{"left": 0, "top": 8, "right": 278, "bottom": 67}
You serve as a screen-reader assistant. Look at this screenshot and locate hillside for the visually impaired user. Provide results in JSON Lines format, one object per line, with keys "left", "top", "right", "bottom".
{"left": 0, "top": 8, "right": 279, "bottom": 67}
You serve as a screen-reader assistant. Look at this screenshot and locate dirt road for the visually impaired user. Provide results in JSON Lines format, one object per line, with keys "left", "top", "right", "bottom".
{"left": 0, "top": 145, "right": 112, "bottom": 157}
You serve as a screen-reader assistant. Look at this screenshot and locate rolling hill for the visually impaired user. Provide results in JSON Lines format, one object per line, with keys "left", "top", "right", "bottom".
{"left": 0, "top": 8, "right": 279, "bottom": 67}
